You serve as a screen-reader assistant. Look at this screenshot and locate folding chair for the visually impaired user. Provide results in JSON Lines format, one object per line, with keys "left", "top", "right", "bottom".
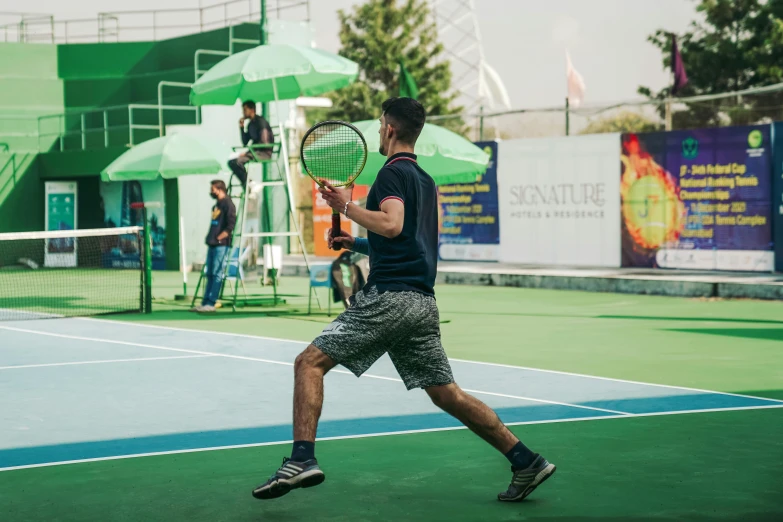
{"left": 308, "top": 263, "right": 333, "bottom": 316}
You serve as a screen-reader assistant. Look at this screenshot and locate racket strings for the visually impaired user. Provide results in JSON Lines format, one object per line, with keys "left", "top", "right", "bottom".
{"left": 302, "top": 123, "right": 367, "bottom": 186}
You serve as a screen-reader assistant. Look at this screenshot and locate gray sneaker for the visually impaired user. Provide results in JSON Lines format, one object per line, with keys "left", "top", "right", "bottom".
{"left": 197, "top": 305, "right": 216, "bottom": 313}
{"left": 498, "top": 454, "right": 556, "bottom": 502}
{"left": 252, "top": 458, "right": 325, "bottom": 500}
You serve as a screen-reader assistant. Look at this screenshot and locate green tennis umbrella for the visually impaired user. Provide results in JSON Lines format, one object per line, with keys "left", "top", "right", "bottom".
{"left": 190, "top": 44, "right": 359, "bottom": 105}
{"left": 344, "top": 120, "right": 490, "bottom": 186}
{"left": 101, "top": 134, "right": 233, "bottom": 181}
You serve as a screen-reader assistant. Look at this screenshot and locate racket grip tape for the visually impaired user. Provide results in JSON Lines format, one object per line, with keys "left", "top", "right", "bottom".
{"left": 331, "top": 212, "right": 343, "bottom": 250}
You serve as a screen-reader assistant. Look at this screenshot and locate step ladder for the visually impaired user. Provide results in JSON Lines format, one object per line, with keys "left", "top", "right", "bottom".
{"left": 190, "top": 126, "right": 315, "bottom": 311}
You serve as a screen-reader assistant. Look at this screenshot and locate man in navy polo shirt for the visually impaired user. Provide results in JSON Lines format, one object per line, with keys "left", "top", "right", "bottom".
{"left": 252, "top": 98, "right": 555, "bottom": 503}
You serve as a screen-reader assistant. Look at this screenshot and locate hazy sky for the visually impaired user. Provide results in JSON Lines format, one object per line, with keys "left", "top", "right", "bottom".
{"left": 13, "top": 0, "right": 698, "bottom": 109}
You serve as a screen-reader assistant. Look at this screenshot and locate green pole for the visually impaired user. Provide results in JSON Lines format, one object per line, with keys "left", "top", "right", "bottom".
{"left": 143, "top": 207, "right": 153, "bottom": 314}
{"left": 259, "top": 0, "right": 275, "bottom": 265}
{"left": 133, "top": 203, "right": 153, "bottom": 313}
{"left": 260, "top": 0, "right": 267, "bottom": 120}
{"left": 565, "top": 97, "right": 570, "bottom": 136}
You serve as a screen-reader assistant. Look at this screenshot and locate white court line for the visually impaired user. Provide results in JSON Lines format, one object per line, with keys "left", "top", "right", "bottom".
{"left": 0, "top": 355, "right": 214, "bottom": 371}
{"left": 0, "top": 325, "right": 627, "bottom": 416}
{"left": 1, "top": 403, "right": 781, "bottom": 473}
{"left": 81, "top": 317, "right": 783, "bottom": 405}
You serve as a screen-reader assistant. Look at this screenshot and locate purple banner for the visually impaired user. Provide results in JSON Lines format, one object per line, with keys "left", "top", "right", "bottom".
{"left": 621, "top": 125, "right": 773, "bottom": 271}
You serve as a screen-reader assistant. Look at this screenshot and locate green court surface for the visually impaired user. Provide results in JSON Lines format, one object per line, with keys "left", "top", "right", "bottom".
{"left": 1, "top": 273, "right": 782, "bottom": 521}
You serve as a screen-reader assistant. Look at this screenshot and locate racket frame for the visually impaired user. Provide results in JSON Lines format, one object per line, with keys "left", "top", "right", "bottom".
{"left": 300, "top": 120, "right": 368, "bottom": 250}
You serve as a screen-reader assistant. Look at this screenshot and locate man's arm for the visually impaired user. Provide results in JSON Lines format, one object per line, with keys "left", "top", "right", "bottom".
{"left": 216, "top": 201, "right": 237, "bottom": 242}
{"left": 319, "top": 170, "right": 406, "bottom": 239}
{"left": 248, "top": 118, "right": 262, "bottom": 145}
{"left": 240, "top": 119, "right": 251, "bottom": 146}
{"left": 344, "top": 199, "right": 404, "bottom": 239}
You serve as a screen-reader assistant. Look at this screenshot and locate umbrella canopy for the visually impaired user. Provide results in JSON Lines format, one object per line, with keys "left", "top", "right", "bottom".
{"left": 190, "top": 44, "right": 359, "bottom": 105}
{"left": 339, "top": 120, "right": 490, "bottom": 186}
{"left": 101, "top": 134, "right": 233, "bottom": 181}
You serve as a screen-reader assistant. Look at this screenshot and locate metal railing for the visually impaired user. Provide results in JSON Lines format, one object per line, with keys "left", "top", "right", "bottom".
{"left": 194, "top": 49, "right": 230, "bottom": 80}
{"left": 37, "top": 103, "right": 200, "bottom": 152}
{"left": 1, "top": 0, "right": 309, "bottom": 44}
{"left": 0, "top": 143, "right": 31, "bottom": 203}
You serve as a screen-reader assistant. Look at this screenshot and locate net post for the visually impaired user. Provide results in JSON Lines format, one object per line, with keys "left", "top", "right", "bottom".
{"left": 132, "top": 202, "right": 154, "bottom": 314}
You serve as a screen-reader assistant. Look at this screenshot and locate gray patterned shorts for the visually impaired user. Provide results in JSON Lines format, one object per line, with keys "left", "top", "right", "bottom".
{"left": 312, "top": 286, "right": 454, "bottom": 390}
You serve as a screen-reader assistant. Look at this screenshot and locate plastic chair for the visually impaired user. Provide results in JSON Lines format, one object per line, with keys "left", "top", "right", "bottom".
{"left": 308, "top": 263, "right": 333, "bottom": 316}
{"left": 261, "top": 244, "right": 283, "bottom": 286}
{"left": 224, "top": 245, "right": 251, "bottom": 298}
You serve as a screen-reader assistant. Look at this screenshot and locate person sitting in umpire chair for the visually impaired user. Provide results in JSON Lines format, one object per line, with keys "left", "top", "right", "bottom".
{"left": 228, "top": 100, "right": 274, "bottom": 193}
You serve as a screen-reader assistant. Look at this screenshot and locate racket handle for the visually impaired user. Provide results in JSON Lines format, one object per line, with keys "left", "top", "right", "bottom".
{"left": 331, "top": 211, "right": 342, "bottom": 250}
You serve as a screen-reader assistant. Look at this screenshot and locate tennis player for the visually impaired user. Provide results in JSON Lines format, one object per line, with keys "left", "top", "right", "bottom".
{"left": 253, "top": 98, "right": 555, "bottom": 502}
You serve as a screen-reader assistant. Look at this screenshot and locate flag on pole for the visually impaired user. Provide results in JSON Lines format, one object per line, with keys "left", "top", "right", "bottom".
{"left": 398, "top": 59, "right": 419, "bottom": 100}
{"left": 671, "top": 35, "right": 688, "bottom": 95}
{"left": 566, "top": 51, "right": 586, "bottom": 108}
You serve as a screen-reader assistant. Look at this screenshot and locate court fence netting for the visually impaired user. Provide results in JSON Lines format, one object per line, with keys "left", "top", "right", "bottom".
{"left": 0, "top": 226, "right": 149, "bottom": 321}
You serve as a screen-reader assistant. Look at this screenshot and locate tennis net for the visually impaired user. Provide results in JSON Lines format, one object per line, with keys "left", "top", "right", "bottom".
{"left": 0, "top": 227, "right": 147, "bottom": 321}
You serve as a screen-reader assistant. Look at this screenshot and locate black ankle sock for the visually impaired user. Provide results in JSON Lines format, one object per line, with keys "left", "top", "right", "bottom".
{"left": 504, "top": 441, "right": 535, "bottom": 469}
{"left": 291, "top": 440, "right": 315, "bottom": 462}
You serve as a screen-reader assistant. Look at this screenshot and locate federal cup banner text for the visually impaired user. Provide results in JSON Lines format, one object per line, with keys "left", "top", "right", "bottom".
{"left": 437, "top": 141, "right": 500, "bottom": 261}
{"left": 621, "top": 125, "right": 773, "bottom": 271}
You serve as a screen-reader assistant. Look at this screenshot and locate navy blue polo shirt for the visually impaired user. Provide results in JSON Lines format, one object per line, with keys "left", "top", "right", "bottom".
{"left": 365, "top": 152, "right": 438, "bottom": 296}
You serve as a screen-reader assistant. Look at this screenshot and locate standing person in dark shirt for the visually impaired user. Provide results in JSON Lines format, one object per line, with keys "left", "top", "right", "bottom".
{"left": 228, "top": 100, "right": 274, "bottom": 188}
{"left": 193, "top": 180, "right": 236, "bottom": 313}
{"left": 252, "top": 98, "right": 556, "bottom": 503}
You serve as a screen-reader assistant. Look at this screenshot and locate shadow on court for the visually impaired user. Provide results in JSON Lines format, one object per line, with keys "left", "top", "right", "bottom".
{"left": 434, "top": 310, "right": 783, "bottom": 325}
{"left": 666, "top": 328, "right": 783, "bottom": 342}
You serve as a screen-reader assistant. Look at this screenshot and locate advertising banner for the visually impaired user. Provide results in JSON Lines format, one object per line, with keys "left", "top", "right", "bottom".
{"left": 498, "top": 134, "right": 621, "bottom": 267}
{"left": 312, "top": 182, "right": 368, "bottom": 257}
{"left": 44, "top": 181, "right": 77, "bottom": 267}
{"left": 100, "top": 180, "right": 167, "bottom": 270}
{"left": 438, "top": 140, "right": 500, "bottom": 261}
{"left": 773, "top": 122, "right": 783, "bottom": 272}
{"left": 621, "top": 125, "right": 773, "bottom": 271}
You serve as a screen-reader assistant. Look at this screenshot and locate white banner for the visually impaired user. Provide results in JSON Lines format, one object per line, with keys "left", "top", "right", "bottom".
{"left": 44, "top": 181, "right": 78, "bottom": 268}
{"left": 498, "top": 134, "right": 621, "bottom": 267}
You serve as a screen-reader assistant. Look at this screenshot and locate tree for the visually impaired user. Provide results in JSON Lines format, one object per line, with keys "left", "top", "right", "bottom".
{"left": 328, "top": 0, "right": 462, "bottom": 129}
{"left": 580, "top": 112, "right": 660, "bottom": 135}
{"left": 639, "top": 0, "right": 783, "bottom": 128}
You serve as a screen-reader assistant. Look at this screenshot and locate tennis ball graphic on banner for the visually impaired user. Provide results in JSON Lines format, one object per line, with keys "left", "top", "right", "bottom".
{"left": 621, "top": 134, "right": 686, "bottom": 251}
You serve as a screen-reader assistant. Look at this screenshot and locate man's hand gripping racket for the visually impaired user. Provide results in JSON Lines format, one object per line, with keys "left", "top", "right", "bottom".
{"left": 300, "top": 121, "right": 368, "bottom": 250}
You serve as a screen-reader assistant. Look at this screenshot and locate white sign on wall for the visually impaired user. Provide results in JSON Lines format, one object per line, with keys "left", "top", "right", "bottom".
{"left": 498, "top": 134, "right": 621, "bottom": 267}
{"left": 44, "top": 181, "right": 78, "bottom": 267}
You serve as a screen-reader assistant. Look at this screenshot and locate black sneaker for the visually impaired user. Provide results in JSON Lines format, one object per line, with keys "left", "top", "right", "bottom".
{"left": 497, "top": 454, "right": 556, "bottom": 502}
{"left": 252, "top": 457, "right": 325, "bottom": 500}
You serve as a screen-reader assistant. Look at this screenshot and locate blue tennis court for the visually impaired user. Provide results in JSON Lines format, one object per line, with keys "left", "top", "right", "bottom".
{"left": 2, "top": 317, "right": 780, "bottom": 471}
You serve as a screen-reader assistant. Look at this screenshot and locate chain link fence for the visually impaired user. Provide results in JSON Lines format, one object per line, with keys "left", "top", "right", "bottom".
{"left": 429, "top": 82, "right": 783, "bottom": 141}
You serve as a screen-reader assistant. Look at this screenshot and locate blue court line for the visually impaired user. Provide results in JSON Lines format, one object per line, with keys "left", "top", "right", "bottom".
{"left": 582, "top": 392, "right": 779, "bottom": 414}
{"left": 1, "top": 394, "right": 778, "bottom": 470}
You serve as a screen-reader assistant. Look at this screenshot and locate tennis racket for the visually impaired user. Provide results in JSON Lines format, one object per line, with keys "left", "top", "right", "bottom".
{"left": 300, "top": 121, "right": 368, "bottom": 249}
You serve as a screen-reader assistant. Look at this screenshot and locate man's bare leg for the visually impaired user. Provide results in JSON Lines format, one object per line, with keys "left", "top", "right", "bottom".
{"left": 425, "top": 383, "right": 519, "bottom": 453}
{"left": 293, "top": 345, "right": 337, "bottom": 441}
{"left": 426, "top": 383, "right": 556, "bottom": 502}
{"left": 252, "top": 345, "right": 335, "bottom": 500}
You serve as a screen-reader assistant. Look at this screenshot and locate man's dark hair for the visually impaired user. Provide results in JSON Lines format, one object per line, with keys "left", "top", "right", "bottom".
{"left": 211, "top": 179, "right": 227, "bottom": 192}
{"left": 242, "top": 100, "right": 256, "bottom": 111}
{"left": 382, "top": 97, "right": 426, "bottom": 144}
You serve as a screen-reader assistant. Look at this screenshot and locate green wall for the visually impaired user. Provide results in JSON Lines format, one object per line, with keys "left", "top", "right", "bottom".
{"left": 0, "top": 22, "right": 260, "bottom": 254}
{"left": 0, "top": 42, "right": 64, "bottom": 232}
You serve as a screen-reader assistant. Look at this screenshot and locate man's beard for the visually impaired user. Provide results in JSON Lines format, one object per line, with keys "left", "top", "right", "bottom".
{"left": 378, "top": 143, "right": 386, "bottom": 156}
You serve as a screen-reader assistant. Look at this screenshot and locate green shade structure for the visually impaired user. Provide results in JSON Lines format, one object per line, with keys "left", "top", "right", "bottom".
{"left": 190, "top": 44, "right": 359, "bottom": 105}
{"left": 101, "top": 134, "right": 233, "bottom": 181}
{"left": 328, "top": 120, "right": 490, "bottom": 186}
